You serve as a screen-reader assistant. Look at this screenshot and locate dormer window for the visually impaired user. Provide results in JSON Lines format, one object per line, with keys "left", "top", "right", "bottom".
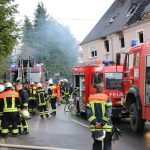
{"left": 126, "top": 3, "right": 138, "bottom": 16}
{"left": 109, "top": 16, "right": 116, "bottom": 23}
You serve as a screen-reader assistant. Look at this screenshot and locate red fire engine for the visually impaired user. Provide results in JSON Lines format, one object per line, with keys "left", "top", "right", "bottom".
{"left": 9, "top": 56, "right": 45, "bottom": 87}
{"left": 72, "top": 61, "right": 124, "bottom": 120}
{"left": 116, "top": 42, "right": 150, "bottom": 132}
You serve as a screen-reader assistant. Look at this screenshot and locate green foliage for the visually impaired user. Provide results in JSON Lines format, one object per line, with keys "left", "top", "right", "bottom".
{"left": 0, "top": 0, "right": 19, "bottom": 62}
{"left": 22, "top": 2, "right": 78, "bottom": 79}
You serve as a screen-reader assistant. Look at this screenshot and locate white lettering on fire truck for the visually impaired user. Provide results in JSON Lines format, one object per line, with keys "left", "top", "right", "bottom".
{"left": 109, "top": 92, "right": 124, "bottom": 97}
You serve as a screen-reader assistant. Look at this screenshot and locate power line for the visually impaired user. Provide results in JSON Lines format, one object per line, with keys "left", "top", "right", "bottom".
{"left": 15, "top": 14, "right": 98, "bottom": 22}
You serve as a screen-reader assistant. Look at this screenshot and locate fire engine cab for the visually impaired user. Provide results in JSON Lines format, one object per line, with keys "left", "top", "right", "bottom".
{"left": 72, "top": 61, "right": 124, "bottom": 120}
{"left": 116, "top": 42, "right": 150, "bottom": 132}
{"left": 9, "top": 56, "right": 45, "bottom": 87}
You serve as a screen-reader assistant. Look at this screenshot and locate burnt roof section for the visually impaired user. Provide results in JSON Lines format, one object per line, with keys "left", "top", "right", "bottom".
{"left": 81, "top": 0, "right": 150, "bottom": 45}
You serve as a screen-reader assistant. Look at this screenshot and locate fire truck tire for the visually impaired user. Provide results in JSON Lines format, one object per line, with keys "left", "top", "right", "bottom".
{"left": 129, "top": 103, "right": 145, "bottom": 133}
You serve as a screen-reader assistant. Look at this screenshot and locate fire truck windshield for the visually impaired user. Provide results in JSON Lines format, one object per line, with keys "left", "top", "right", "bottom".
{"left": 105, "top": 73, "right": 122, "bottom": 90}
{"left": 30, "top": 72, "right": 41, "bottom": 83}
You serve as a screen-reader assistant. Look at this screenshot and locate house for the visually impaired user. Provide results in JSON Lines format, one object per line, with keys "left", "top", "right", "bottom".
{"left": 80, "top": 0, "right": 150, "bottom": 63}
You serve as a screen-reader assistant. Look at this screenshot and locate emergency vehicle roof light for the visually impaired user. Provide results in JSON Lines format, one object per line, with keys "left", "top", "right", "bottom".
{"left": 131, "top": 40, "right": 138, "bottom": 47}
{"left": 103, "top": 60, "right": 114, "bottom": 66}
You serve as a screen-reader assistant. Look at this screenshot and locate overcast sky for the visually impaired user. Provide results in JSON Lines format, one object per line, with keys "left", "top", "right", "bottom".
{"left": 15, "top": 0, "right": 115, "bottom": 41}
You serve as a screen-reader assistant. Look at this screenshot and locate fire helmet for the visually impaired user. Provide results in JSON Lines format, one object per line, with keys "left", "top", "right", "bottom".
{"left": 20, "top": 110, "right": 31, "bottom": 120}
{"left": 37, "top": 83, "right": 42, "bottom": 88}
{"left": 30, "top": 82, "right": 34, "bottom": 86}
{"left": 5, "top": 82, "right": 12, "bottom": 88}
{"left": 0, "top": 85, "right": 5, "bottom": 92}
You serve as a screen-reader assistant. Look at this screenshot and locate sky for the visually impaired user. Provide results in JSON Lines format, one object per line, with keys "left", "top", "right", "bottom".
{"left": 15, "top": 0, "right": 115, "bottom": 41}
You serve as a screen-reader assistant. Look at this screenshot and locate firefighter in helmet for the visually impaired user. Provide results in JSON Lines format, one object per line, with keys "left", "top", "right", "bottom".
{"left": 36, "top": 83, "right": 49, "bottom": 118}
{"left": 28, "top": 82, "right": 37, "bottom": 114}
{"left": 86, "top": 83, "right": 113, "bottom": 150}
{"left": 61, "top": 79, "right": 70, "bottom": 103}
{"left": 48, "top": 80, "right": 57, "bottom": 115}
{"left": 0, "top": 82, "right": 20, "bottom": 137}
{"left": 15, "top": 82, "right": 29, "bottom": 134}
{"left": 0, "top": 84, "right": 5, "bottom": 135}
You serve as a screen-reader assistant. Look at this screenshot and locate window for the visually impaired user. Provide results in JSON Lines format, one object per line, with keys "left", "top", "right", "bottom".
{"left": 104, "top": 40, "right": 110, "bottom": 53}
{"left": 91, "top": 50, "right": 97, "bottom": 58}
{"left": 120, "top": 36, "right": 125, "bottom": 48}
{"left": 126, "top": 4, "right": 138, "bottom": 16}
{"left": 138, "top": 31, "right": 144, "bottom": 43}
{"left": 125, "top": 53, "right": 134, "bottom": 70}
{"left": 134, "top": 53, "right": 139, "bottom": 68}
{"left": 89, "top": 45, "right": 97, "bottom": 58}
{"left": 105, "top": 73, "right": 122, "bottom": 90}
{"left": 93, "top": 73, "right": 103, "bottom": 87}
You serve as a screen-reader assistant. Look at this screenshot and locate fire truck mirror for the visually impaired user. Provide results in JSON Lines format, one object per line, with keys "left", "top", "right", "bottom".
{"left": 116, "top": 53, "right": 121, "bottom": 65}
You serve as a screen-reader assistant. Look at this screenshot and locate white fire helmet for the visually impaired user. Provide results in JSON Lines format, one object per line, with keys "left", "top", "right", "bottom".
{"left": 30, "top": 82, "right": 34, "bottom": 86}
{"left": 5, "top": 82, "right": 12, "bottom": 88}
{"left": 48, "top": 79, "right": 53, "bottom": 85}
{"left": 37, "top": 83, "right": 42, "bottom": 88}
{"left": 0, "top": 85, "right": 5, "bottom": 93}
{"left": 20, "top": 110, "right": 31, "bottom": 120}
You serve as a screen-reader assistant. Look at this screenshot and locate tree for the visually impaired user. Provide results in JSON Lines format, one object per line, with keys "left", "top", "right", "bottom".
{"left": 21, "top": 16, "right": 34, "bottom": 57}
{"left": 0, "top": 0, "right": 19, "bottom": 62}
{"left": 22, "top": 2, "right": 78, "bottom": 79}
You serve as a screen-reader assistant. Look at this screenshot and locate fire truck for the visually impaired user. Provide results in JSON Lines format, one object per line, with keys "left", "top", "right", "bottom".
{"left": 72, "top": 62, "right": 124, "bottom": 119}
{"left": 9, "top": 56, "right": 45, "bottom": 87}
{"left": 116, "top": 42, "right": 150, "bottom": 132}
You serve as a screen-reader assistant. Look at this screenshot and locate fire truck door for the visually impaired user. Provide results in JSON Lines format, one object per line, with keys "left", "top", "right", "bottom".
{"left": 145, "top": 55, "right": 150, "bottom": 120}
{"left": 122, "top": 53, "right": 134, "bottom": 94}
{"left": 145, "top": 55, "right": 150, "bottom": 104}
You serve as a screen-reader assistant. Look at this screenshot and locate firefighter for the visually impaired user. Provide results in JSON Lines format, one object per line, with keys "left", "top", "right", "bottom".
{"left": 0, "top": 84, "right": 5, "bottom": 135}
{"left": 62, "top": 80, "right": 70, "bottom": 103}
{"left": 36, "top": 83, "right": 49, "bottom": 118}
{"left": 15, "top": 82, "right": 29, "bottom": 135}
{"left": 48, "top": 80, "right": 57, "bottom": 116}
{"left": 86, "top": 83, "right": 112, "bottom": 150}
{"left": 0, "top": 82, "right": 20, "bottom": 137}
{"left": 28, "top": 82, "right": 37, "bottom": 114}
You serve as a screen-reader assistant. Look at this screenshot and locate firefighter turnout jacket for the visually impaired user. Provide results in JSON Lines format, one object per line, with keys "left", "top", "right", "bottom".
{"left": 48, "top": 85, "right": 57, "bottom": 98}
{"left": 86, "top": 93, "right": 113, "bottom": 134}
{"left": 18, "top": 89, "right": 28, "bottom": 109}
{"left": 36, "top": 88, "right": 47, "bottom": 106}
{"left": 0, "top": 89, "right": 20, "bottom": 112}
{"left": 28, "top": 86, "right": 36, "bottom": 100}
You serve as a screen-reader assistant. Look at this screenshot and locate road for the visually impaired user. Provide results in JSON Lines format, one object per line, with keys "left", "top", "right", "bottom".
{"left": 0, "top": 105, "right": 150, "bottom": 150}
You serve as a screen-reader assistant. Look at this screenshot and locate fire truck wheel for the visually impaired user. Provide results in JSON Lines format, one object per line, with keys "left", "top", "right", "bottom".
{"left": 129, "top": 103, "right": 145, "bottom": 133}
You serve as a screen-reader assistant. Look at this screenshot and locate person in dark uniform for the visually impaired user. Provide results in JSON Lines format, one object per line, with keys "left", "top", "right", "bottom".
{"left": 36, "top": 83, "right": 49, "bottom": 118}
{"left": 0, "top": 82, "right": 20, "bottom": 137}
{"left": 86, "top": 83, "right": 113, "bottom": 150}
{"left": 15, "top": 82, "right": 29, "bottom": 134}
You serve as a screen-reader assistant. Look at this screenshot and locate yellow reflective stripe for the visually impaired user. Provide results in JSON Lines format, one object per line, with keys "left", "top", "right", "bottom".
{"left": 103, "top": 124, "right": 112, "bottom": 132}
{"left": 88, "top": 116, "right": 96, "bottom": 122}
{"left": 90, "top": 103, "right": 95, "bottom": 116}
{"left": 52, "top": 109, "right": 56, "bottom": 112}
{"left": 89, "top": 101, "right": 107, "bottom": 104}
{"left": 4, "top": 98, "right": 7, "bottom": 109}
{"left": 23, "top": 103, "right": 28, "bottom": 106}
{"left": 12, "top": 129, "right": 18, "bottom": 134}
{"left": 2, "top": 129, "right": 9, "bottom": 133}
{"left": 102, "top": 116, "right": 109, "bottom": 122}
{"left": 23, "top": 125, "right": 28, "bottom": 129}
{"left": 3, "top": 109, "right": 18, "bottom": 112}
{"left": 12, "top": 97, "right": 15, "bottom": 109}
{"left": 106, "top": 102, "right": 112, "bottom": 106}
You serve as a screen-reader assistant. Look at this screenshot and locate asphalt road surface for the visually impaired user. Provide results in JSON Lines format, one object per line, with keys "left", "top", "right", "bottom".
{"left": 0, "top": 105, "right": 150, "bottom": 150}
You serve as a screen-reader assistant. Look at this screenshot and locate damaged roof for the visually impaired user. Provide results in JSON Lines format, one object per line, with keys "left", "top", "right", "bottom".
{"left": 81, "top": 0, "right": 150, "bottom": 45}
